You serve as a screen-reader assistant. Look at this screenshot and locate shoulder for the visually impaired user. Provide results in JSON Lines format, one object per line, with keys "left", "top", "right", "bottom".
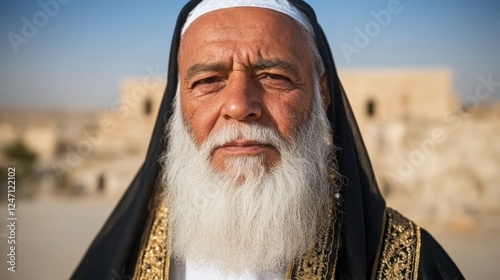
{"left": 372, "top": 208, "right": 464, "bottom": 280}
{"left": 417, "top": 228, "right": 465, "bottom": 280}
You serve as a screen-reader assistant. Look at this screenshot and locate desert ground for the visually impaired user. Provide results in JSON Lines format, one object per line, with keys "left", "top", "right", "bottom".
{"left": 0, "top": 195, "right": 499, "bottom": 280}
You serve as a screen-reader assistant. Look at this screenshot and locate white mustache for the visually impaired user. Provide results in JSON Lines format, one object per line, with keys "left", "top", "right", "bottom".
{"left": 199, "top": 123, "right": 289, "bottom": 156}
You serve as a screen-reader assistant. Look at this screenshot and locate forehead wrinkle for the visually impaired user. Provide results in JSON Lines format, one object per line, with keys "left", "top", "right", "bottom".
{"left": 179, "top": 9, "right": 312, "bottom": 83}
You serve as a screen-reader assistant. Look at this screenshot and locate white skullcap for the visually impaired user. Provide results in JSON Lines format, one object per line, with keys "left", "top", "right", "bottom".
{"left": 181, "top": 0, "right": 314, "bottom": 35}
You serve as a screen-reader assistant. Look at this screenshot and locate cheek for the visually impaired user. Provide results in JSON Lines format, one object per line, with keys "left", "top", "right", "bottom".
{"left": 267, "top": 93, "right": 312, "bottom": 140}
{"left": 180, "top": 94, "right": 220, "bottom": 146}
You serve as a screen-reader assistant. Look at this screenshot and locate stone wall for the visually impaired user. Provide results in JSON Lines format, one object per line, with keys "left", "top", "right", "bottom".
{"left": 363, "top": 111, "right": 500, "bottom": 228}
{"left": 340, "top": 68, "right": 456, "bottom": 129}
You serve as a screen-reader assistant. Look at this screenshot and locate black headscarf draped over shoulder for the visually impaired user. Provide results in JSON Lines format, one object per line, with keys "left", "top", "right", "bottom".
{"left": 72, "top": 1, "right": 464, "bottom": 279}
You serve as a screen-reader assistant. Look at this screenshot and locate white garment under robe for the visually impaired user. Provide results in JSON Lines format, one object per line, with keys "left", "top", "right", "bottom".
{"left": 169, "top": 258, "right": 286, "bottom": 280}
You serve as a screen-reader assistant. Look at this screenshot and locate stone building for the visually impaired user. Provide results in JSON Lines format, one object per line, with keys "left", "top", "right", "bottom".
{"left": 339, "top": 68, "right": 456, "bottom": 128}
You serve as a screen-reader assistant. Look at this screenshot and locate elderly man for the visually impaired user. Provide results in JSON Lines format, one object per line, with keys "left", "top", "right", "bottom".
{"left": 73, "top": 0, "right": 464, "bottom": 279}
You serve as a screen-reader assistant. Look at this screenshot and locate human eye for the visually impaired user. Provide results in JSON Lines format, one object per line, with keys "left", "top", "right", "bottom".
{"left": 259, "top": 73, "right": 293, "bottom": 90}
{"left": 191, "top": 76, "right": 225, "bottom": 92}
{"left": 192, "top": 77, "right": 221, "bottom": 87}
{"left": 263, "top": 73, "right": 289, "bottom": 81}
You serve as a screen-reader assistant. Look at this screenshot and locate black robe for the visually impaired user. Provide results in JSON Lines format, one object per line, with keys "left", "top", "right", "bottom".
{"left": 71, "top": 1, "right": 464, "bottom": 279}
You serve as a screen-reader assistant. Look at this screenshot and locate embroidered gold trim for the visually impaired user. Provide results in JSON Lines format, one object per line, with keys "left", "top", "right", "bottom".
{"left": 374, "top": 208, "right": 421, "bottom": 280}
{"left": 287, "top": 199, "right": 340, "bottom": 280}
{"left": 285, "top": 262, "right": 294, "bottom": 279}
{"left": 133, "top": 200, "right": 170, "bottom": 280}
{"left": 330, "top": 223, "right": 341, "bottom": 280}
{"left": 413, "top": 224, "right": 421, "bottom": 280}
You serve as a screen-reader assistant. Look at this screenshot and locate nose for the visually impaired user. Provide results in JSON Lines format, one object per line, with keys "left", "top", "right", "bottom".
{"left": 221, "top": 74, "right": 262, "bottom": 121}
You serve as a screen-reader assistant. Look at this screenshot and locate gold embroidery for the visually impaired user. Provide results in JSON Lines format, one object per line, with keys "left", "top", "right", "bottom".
{"left": 414, "top": 224, "right": 421, "bottom": 280}
{"left": 288, "top": 199, "right": 340, "bottom": 280}
{"left": 133, "top": 200, "right": 170, "bottom": 280}
{"left": 374, "top": 208, "right": 421, "bottom": 280}
{"left": 330, "top": 223, "right": 341, "bottom": 280}
{"left": 285, "top": 262, "right": 294, "bottom": 279}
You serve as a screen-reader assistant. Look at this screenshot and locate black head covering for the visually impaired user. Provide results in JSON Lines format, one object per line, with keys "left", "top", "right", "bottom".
{"left": 71, "top": 1, "right": 388, "bottom": 279}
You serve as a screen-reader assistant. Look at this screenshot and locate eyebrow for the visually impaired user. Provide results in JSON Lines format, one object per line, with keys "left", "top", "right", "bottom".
{"left": 186, "top": 63, "right": 226, "bottom": 81}
{"left": 254, "top": 59, "right": 298, "bottom": 76}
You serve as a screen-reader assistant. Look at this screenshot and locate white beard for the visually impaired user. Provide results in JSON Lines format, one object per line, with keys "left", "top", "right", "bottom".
{"left": 160, "top": 78, "right": 337, "bottom": 274}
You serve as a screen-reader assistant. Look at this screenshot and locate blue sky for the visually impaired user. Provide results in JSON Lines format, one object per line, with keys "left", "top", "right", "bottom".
{"left": 1, "top": 0, "right": 499, "bottom": 109}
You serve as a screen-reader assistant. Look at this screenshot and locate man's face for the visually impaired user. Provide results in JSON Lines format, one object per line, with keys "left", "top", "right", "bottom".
{"left": 178, "top": 7, "right": 318, "bottom": 172}
{"left": 166, "top": 8, "right": 336, "bottom": 271}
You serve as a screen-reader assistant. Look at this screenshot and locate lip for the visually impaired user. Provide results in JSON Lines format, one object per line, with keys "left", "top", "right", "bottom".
{"left": 215, "top": 140, "right": 272, "bottom": 155}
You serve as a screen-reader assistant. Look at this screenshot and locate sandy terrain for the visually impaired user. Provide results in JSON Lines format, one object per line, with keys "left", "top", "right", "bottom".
{"left": 0, "top": 195, "right": 498, "bottom": 280}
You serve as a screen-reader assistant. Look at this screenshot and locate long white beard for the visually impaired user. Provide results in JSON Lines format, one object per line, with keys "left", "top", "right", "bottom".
{"left": 160, "top": 80, "right": 337, "bottom": 274}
